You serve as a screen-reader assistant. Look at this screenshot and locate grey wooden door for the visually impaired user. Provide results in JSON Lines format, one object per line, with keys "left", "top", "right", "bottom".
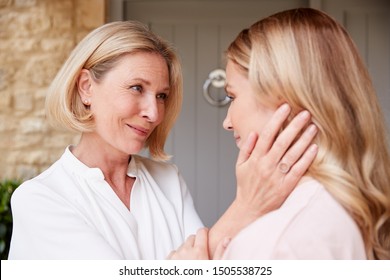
{"left": 110, "top": 0, "right": 390, "bottom": 227}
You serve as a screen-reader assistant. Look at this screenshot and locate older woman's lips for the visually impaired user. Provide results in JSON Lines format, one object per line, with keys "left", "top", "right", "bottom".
{"left": 127, "top": 124, "right": 149, "bottom": 136}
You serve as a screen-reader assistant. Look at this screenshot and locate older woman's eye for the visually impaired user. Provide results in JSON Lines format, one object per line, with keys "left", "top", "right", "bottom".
{"left": 130, "top": 85, "right": 143, "bottom": 93}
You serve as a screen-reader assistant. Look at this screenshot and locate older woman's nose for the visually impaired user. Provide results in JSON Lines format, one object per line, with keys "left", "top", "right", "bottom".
{"left": 141, "top": 95, "right": 159, "bottom": 122}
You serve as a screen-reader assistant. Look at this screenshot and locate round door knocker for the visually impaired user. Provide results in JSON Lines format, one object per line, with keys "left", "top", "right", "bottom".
{"left": 203, "top": 69, "right": 230, "bottom": 107}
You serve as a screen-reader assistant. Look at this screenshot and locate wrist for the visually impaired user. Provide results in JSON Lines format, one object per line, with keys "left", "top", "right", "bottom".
{"left": 233, "top": 191, "right": 269, "bottom": 219}
{"left": 228, "top": 198, "right": 263, "bottom": 228}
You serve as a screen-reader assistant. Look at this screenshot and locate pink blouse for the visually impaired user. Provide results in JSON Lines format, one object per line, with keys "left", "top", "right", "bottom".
{"left": 223, "top": 179, "right": 366, "bottom": 259}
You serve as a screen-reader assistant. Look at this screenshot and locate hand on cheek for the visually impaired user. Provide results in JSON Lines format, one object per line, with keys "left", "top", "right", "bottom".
{"left": 235, "top": 103, "right": 318, "bottom": 216}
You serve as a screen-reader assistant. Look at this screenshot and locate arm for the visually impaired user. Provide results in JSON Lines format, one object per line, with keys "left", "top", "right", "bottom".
{"left": 168, "top": 104, "right": 318, "bottom": 259}
{"left": 208, "top": 104, "right": 318, "bottom": 257}
{"left": 8, "top": 183, "right": 123, "bottom": 260}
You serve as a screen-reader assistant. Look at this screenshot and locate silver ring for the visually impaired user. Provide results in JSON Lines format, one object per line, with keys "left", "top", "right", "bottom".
{"left": 279, "top": 162, "right": 290, "bottom": 174}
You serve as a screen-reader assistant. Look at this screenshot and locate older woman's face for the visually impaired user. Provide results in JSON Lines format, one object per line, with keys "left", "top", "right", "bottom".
{"left": 223, "top": 60, "right": 276, "bottom": 149}
{"left": 87, "top": 52, "right": 170, "bottom": 155}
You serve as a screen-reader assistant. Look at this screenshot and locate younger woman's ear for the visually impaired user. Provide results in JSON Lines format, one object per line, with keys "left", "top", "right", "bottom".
{"left": 77, "top": 69, "right": 93, "bottom": 104}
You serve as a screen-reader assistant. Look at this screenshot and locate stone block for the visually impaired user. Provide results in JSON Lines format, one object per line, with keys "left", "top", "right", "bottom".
{"left": 23, "top": 150, "right": 50, "bottom": 165}
{"left": 5, "top": 38, "right": 37, "bottom": 52}
{"left": 51, "top": 13, "right": 73, "bottom": 30}
{"left": 16, "top": 164, "right": 38, "bottom": 180}
{"left": 0, "top": 163, "right": 15, "bottom": 181}
{"left": 13, "top": 134, "right": 43, "bottom": 148}
{"left": 21, "top": 55, "right": 59, "bottom": 87}
{"left": 0, "top": 68, "right": 9, "bottom": 91}
{"left": 0, "top": 132, "right": 14, "bottom": 148}
{"left": 76, "top": 0, "right": 105, "bottom": 29}
{"left": 44, "top": 132, "right": 80, "bottom": 148}
{"left": 0, "top": 0, "right": 11, "bottom": 8}
{"left": 13, "top": 88, "right": 34, "bottom": 112}
{"left": 40, "top": 37, "right": 75, "bottom": 53}
{"left": 10, "top": 9, "right": 51, "bottom": 37}
{"left": 19, "top": 116, "right": 48, "bottom": 133}
{"left": 0, "top": 90, "right": 11, "bottom": 109}
{"left": 15, "top": 0, "right": 37, "bottom": 7}
{"left": 0, "top": 115, "right": 16, "bottom": 133}
{"left": 48, "top": 0, "right": 73, "bottom": 15}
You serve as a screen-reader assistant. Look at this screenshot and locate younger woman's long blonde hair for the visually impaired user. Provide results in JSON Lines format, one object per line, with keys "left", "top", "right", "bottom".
{"left": 227, "top": 8, "right": 390, "bottom": 259}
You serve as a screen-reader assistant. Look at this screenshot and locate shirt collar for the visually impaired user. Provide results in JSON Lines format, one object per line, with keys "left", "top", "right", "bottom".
{"left": 62, "top": 146, "right": 139, "bottom": 180}
{"left": 61, "top": 146, "right": 105, "bottom": 180}
{"left": 127, "top": 154, "right": 138, "bottom": 177}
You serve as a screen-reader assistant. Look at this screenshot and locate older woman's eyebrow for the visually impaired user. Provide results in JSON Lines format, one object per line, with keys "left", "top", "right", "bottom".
{"left": 131, "top": 78, "right": 170, "bottom": 92}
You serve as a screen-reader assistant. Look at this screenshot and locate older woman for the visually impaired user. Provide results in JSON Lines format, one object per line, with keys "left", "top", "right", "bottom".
{"left": 9, "top": 21, "right": 317, "bottom": 259}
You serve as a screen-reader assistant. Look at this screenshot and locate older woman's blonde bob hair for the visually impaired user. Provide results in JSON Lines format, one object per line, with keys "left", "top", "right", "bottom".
{"left": 45, "top": 21, "right": 183, "bottom": 160}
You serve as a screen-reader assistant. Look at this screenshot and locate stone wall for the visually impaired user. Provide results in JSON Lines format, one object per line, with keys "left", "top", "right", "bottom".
{"left": 0, "top": 0, "right": 106, "bottom": 180}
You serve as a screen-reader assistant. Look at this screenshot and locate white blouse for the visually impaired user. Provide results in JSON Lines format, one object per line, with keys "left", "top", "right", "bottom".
{"left": 222, "top": 179, "right": 366, "bottom": 259}
{"left": 9, "top": 147, "right": 203, "bottom": 260}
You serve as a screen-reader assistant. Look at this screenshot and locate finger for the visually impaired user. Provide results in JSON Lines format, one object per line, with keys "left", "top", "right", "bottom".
{"left": 184, "top": 234, "right": 196, "bottom": 248}
{"left": 250, "top": 103, "right": 291, "bottom": 159}
{"left": 236, "top": 132, "right": 258, "bottom": 166}
{"left": 213, "top": 237, "right": 231, "bottom": 260}
{"left": 193, "top": 228, "right": 209, "bottom": 249}
{"left": 289, "top": 143, "right": 318, "bottom": 177}
{"left": 166, "top": 250, "right": 176, "bottom": 260}
{"left": 278, "top": 124, "right": 318, "bottom": 168}
{"left": 268, "top": 110, "right": 311, "bottom": 164}
{"left": 282, "top": 144, "right": 318, "bottom": 195}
